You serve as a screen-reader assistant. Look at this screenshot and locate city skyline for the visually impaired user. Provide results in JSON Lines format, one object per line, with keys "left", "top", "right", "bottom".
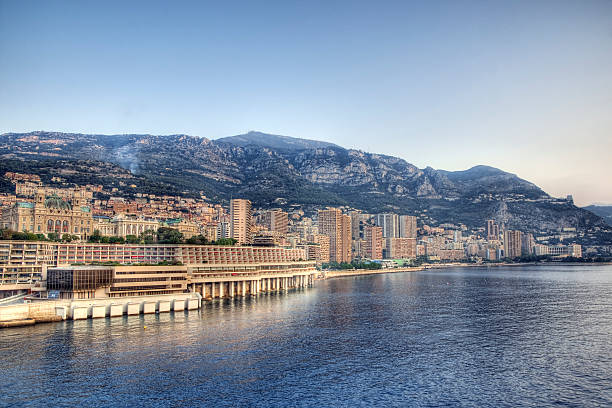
{"left": 1, "top": 1, "right": 611, "bottom": 206}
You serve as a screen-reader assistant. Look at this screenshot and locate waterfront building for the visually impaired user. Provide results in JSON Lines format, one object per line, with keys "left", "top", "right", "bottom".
{"left": 311, "top": 234, "right": 330, "bottom": 263}
{"left": 399, "top": 215, "right": 417, "bottom": 239}
{"left": 47, "top": 265, "right": 188, "bottom": 299}
{"left": 364, "top": 226, "right": 383, "bottom": 260}
{"left": 230, "top": 199, "right": 253, "bottom": 244}
{"left": 385, "top": 237, "right": 417, "bottom": 259}
{"left": 0, "top": 241, "right": 308, "bottom": 294}
{"left": 522, "top": 233, "right": 535, "bottom": 256}
{"left": 503, "top": 230, "right": 522, "bottom": 259}
{"left": 534, "top": 244, "right": 582, "bottom": 258}
{"left": 318, "top": 208, "right": 351, "bottom": 263}
{"left": 47, "top": 258, "right": 316, "bottom": 300}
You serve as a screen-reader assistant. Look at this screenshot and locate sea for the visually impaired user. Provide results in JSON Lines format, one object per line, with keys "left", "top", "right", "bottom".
{"left": 1, "top": 265, "right": 611, "bottom": 407}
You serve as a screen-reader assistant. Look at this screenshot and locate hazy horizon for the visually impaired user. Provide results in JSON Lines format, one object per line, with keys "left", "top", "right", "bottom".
{"left": 1, "top": 1, "right": 611, "bottom": 206}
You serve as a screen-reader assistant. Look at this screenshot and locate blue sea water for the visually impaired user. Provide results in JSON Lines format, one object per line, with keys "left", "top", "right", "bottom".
{"left": 1, "top": 265, "right": 611, "bottom": 407}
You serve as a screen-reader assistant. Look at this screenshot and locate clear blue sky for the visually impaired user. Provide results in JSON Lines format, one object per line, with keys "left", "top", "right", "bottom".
{"left": 1, "top": 0, "right": 611, "bottom": 205}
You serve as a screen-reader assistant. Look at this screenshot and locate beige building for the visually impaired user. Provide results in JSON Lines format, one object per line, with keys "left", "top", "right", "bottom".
{"left": 1, "top": 189, "right": 93, "bottom": 239}
{"left": 202, "top": 224, "right": 218, "bottom": 242}
{"left": 230, "top": 199, "right": 253, "bottom": 244}
{"left": 111, "top": 215, "right": 158, "bottom": 237}
{"left": 261, "top": 209, "right": 289, "bottom": 236}
{"left": 364, "top": 225, "right": 383, "bottom": 259}
{"left": 399, "top": 215, "right": 417, "bottom": 239}
{"left": 385, "top": 237, "right": 417, "bottom": 259}
{"left": 318, "top": 208, "right": 351, "bottom": 263}
{"left": 163, "top": 218, "right": 199, "bottom": 239}
{"left": 503, "top": 230, "right": 522, "bottom": 259}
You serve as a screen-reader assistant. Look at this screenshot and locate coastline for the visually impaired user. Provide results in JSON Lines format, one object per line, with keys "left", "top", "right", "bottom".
{"left": 320, "top": 261, "right": 612, "bottom": 280}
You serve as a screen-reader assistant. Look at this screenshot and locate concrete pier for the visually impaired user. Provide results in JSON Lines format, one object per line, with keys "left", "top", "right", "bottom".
{"left": 141, "top": 302, "right": 156, "bottom": 314}
{"left": 72, "top": 306, "right": 88, "bottom": 320}
{"left": 91, "top": 305, "right": 106, "bottom": 318}
{"left": 109, "top": 304, "right": 123, "bottom": 317}
{"left": 158, "top": 300, "right": 170, "bottom": 313}
{"left": 189, "top": 269, "right": 317, "bottom": 300}
{"left": 172, "top": 299, "right": 185, "bottom": 312}
{"left": 126, "top": 303, "right": 139, "bottom": 315}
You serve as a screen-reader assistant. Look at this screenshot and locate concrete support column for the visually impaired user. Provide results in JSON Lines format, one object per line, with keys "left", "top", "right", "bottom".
{"left": 230, "top": 281, "right": 235, "bottom": 298}
{"left": 202, "top": 283, "right": 207, "bottom": 298}
{"left": 241, "top": 281, "right": 246, "bottom": 297}
{"left": 211, "top": 282, "right": 216, "bottom": 298}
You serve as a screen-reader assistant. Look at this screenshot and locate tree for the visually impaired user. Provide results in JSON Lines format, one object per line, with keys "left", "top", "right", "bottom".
{"left": 156, "top": 227, "right": 184, "bottom": 244}
{"left": 139, "top": 229, "right": 156, "bottom": 244}
{"left": 108, "top": 236, "right": 125, "bottom": 244}
{"left": 186, "top": 234, "right": 208, "bottom": 245}
{"left": 125, "top": 234, "right": 140, "bottom": 244}
{"left": 62, "top": 234, "right": 79, "bottom": 242}
{"left": 214, "top": 238, "right": 237, "bottom": 246}
{"left": 89, "top": 230, "right": 103, "bottom": 243}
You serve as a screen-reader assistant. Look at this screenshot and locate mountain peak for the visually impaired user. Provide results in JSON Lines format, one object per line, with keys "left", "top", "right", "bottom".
{"left": 215, "top": 131, "right": 340, "bottom": 151}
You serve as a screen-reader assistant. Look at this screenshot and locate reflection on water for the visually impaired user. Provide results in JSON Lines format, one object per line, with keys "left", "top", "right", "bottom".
{"left": 1, "top": 265, "right": 611, "bottom": 407}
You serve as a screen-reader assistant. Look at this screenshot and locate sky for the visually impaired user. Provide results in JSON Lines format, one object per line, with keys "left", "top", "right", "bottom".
{"left": 1, "top": 0, "right": 611, "bottom": 206}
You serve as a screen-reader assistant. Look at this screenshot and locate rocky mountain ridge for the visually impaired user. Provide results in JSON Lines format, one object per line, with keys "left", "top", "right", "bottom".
{"left": 0, "top": 131, "right": 609, "bottom": 238}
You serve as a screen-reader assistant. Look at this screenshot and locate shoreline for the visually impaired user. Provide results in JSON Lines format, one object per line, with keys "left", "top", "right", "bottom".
{"left": 320, "top": 261, "right": 612, "bottom": 280}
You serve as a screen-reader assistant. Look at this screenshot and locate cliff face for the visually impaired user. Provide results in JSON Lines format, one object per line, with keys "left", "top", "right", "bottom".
{"left": 0, "top": 130, "right": 608, "bottom": 235}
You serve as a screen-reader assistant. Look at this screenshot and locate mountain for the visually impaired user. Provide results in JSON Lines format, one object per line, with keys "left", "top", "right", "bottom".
{"left": 583, "top": 205, "right": 612, "bottom": 227}
{"left": 216, "top": 131, "right": 340, "bottom": 151}
{"left": 0, "top": 131, "right": 609, "bottom": 240}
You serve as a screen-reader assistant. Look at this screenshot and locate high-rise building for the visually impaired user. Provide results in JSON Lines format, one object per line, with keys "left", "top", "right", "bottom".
{"left": 521, "top": 233, "right": 535, "bottom": 256}
{"left": 503, "top": 230, "right": 522, "bottom": 259}
{"left": 230, "top": 199, "right": 252, "bottom": 244}
{"left": 385, "top": 237, "right": 417, "bottom": 259}
{"left": 312, "top": 234, "right": 331, "bottom": 263}
{"left": 375, "top": 213, "right": 399, "bottom": 238}
{"left": 364, "top": 225, "right": 383, "bottom": 259}
{"left": 262, "top": 209, "right": 289, "bottom": 236}
{"left": 349, "top": 210, "right": 362, "bottom": 241}
{"left": 399, "top": 215, "right": 417, "bottom": 239}
{"left": 486, "top": 219, "right": 500, "bottom": 241}
{"left": 217, "top": 221, "right": 230, "bottom": 239}
{"left": 318, "top": 208, "right": 351, "bottom": 263}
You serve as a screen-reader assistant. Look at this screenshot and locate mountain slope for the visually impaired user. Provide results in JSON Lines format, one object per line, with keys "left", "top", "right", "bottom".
{"left": 216, "top": 131, "right": 340, "bottom": 151}
{"left": 0, "top": 130, "right": 608, "bottom": 236}
{"left": 584, "top": 205, "right": 612, "bottom": 227}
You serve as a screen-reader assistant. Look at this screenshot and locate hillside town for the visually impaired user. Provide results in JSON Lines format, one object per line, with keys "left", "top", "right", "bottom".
{"left": 0, "top": 173, "right": 594, "bottom": 269}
